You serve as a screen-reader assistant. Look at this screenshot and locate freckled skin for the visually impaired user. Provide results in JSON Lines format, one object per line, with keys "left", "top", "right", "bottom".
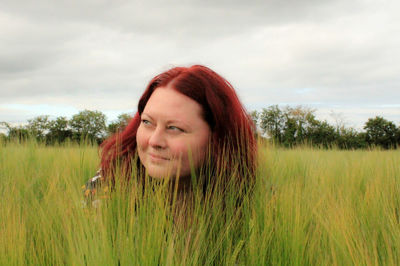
{"left": 136, "top": 86, "right": 211, "bottom": 180}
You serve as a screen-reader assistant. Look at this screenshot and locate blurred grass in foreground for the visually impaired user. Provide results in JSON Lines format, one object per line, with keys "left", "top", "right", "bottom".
{"left": 0, "top": 139, "right": 399, "bottom": 265}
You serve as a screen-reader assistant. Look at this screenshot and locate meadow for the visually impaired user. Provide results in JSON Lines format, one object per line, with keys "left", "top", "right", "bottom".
{"left": 1, "top": 140, "right": 399, "bottom": 265}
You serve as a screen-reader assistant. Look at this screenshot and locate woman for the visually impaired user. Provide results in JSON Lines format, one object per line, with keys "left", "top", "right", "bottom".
{"left": 84, "top": 65, "right": 257, "bottom": 205}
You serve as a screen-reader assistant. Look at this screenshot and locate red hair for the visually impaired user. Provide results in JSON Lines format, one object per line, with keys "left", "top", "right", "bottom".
{"left": 100, "top": 65, "right": 257, "bottom": 186}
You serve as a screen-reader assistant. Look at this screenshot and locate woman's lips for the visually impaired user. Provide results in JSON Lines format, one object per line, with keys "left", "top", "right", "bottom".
{"left": 149, "top": 153, "right": 170, "bottom": 162}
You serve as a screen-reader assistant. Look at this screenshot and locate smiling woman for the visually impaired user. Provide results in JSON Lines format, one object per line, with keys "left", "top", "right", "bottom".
{"left": 136, "top": 87, "right": 211, "bottom": 180}
{"left": 84, "top": 65, "right": 257, "bottom": 206}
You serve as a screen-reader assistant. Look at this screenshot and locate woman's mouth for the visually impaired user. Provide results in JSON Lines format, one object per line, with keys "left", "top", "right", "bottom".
{"left": 149, "top": 153, "right": 170, "bottom": 162}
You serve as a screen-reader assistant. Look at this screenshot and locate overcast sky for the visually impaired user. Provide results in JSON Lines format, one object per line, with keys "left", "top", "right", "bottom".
{"left": 0, "top": 0, "right": 399, "bottom": 131}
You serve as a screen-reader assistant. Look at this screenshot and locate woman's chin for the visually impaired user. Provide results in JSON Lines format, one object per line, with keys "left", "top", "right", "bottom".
{"left": 143, "top": 161, "right": 191, "bottom": 180}
{"left": 146, "top": 168, "right": 175, "bottom": 180}
{"left": 146, "top": 168, "right": 190, "bottom": 181}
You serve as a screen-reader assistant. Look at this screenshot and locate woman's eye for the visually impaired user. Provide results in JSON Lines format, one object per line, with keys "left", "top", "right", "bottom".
{"left": 141, "top": 119, "right": 151, "bottom": 125}
{"left": 168, "top": 126, "right": 184, "bottom": 132}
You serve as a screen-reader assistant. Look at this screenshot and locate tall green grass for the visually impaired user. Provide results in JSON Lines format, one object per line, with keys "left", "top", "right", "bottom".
{"left": 1, "top": 140, "right": 399, "bottom": 265}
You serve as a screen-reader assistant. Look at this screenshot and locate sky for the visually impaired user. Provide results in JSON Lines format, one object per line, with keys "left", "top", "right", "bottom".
{"left": 1, "top": 0, "right": 399, "bottom": 132}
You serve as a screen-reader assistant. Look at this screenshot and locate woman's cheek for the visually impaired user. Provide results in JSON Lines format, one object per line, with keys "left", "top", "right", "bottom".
{"left": 169, "top": 141, "right": 188, "bottom": 160}
{"left": 136, "top": 127, "right": 148, "bottom": 150}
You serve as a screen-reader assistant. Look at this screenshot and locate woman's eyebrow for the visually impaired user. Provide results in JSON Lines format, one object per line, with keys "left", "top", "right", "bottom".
{"left": 142, "top": 112, "right": 192, "bottom": 129}
{"left": 166, "top": 119, "right": 191, "bottom": 128}
{"left": 141, "top": 113, "right": 153, "bottom": 119}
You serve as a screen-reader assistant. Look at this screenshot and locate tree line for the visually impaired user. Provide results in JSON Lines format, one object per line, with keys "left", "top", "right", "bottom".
{"left": 0, "top": 110, "right": 130, "bottom": 145}
{"left": 1, "top": 106, "right": 399, "bottom": 149}
{"left": 251, "top": 105, "right": 399, "bottom": 149}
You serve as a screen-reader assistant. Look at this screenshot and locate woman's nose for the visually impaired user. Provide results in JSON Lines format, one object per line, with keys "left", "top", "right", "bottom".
{"left": 148, "top": 127, "right": 167, "bottom": 149}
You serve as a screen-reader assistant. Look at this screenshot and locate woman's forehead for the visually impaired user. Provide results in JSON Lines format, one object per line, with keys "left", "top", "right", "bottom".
{"left": 142, "top": 87, "right": 205, "bottom": 122}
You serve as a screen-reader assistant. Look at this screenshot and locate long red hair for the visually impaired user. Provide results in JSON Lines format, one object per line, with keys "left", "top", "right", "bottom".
{"left": 100, "top": 65, "right": 257, "bottom": 186}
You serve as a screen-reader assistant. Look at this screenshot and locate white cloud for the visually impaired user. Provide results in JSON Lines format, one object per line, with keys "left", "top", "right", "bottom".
{"left": 0, "top": 0, "right": 399, "bottom": 129}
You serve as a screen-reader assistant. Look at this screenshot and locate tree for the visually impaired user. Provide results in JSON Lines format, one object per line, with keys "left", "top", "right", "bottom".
{"left": 0, "top": 122, "right": 30, "bottom": 142}
{"left": 259, "top": 105, "right": 363, "bottom": 148}
{"left": 249, "top": 110, "right": 259, "bottom": 127}
{"left": 249, "top": 110, "right": 261, "bottom": 137}
{"left": 329, "top": 111, "right": 347, "bottom": 133}
{"left": 306, "top": 120, "right": 337, "bottom": 148}
{"left": 364, "top": 116, "right": 398, "bottom": 149}
{"left": 282, "top": 106, "right": 317, "bottom": 146}
{"left": 0, "top": 132, "right": 6, "bottom": 144}
{"left": 259, "top": 105, "right": 321, "bottom": 146}
{"left": 397, "top": 125, "right": 400, "bottom": 146}
{"left": 27, "top": 115, "right": 51, "bottom": 141}
{"left": 259, "top": 105, "right": 285, "bottom": 142}
{"left": 0, "top": 123, "right": 8, "bottom": 141}
{"left": 70, "top": 110, "right": 106, "bottom": 143}
{"left": 107, "top": 113, "right": 132, "bottom": 135}
{"left": 335, "top": 127, "right": 366, "bottom": 149}
{"left": 48, "top": 116, "right": 73, "bottom": 144}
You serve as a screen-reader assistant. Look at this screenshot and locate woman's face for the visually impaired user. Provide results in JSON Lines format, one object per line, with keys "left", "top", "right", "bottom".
{"left": 136, "top": 86, "right": 211, "bottom": 180}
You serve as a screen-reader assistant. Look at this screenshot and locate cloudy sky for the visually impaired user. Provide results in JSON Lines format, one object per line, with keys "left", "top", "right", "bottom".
{"left": 1, "top": 0, "right": 399, "bottom": 131}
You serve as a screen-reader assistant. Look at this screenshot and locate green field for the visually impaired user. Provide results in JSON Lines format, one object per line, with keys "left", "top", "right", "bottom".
{"left": 1, "top": 140, "right": 399, "bottom": 265}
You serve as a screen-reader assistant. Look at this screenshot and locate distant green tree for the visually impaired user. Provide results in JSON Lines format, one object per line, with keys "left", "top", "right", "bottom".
{"left": 70, "top": 110, "right": 106, "bottom": 144}
{"left": 47, "top": 116, "right": 73, "bottom": 144}
{"left": 364, "top": 116, "right": 398, "bottom": 149}
{"left": 259, "top": 105, "right": 285, "bottom": 142}
{"left": 282, "top": 116, "right": 297, "bottom": 147}
{"left": 336, "top": 127, "right": 367, "bottom": 149}
{"left": 397, "top": 126, "right": 400, "bottom": 146}
{"left": 107, "top": 113, "right": 132, "bottom": 135}
{"left": 282, "top": 106, "right": 317, "bottom": 146}
{"left": 306, "top": 120, "right": 337, "bottom": 148}
{"left": 0, "top": 122, "right": 30, "bottom": 142}
{"left": 249, "top": 110, "right": 259, "bottom": 127}
{"left": 257, "top": 105, "right": 373, "bottom": 149}
{"left": 27, "top": 115, "right": 51, "bottom": 141}
{"left": 249, "top": 110, "right": 260, "bottom": 137}
{"left": 0, "top": 122, "right": 8, "bottom": 139}
{"left": 259, "top": 105, "right": 320, "bottom": 146}
{"left": 0, "top": 132, "right": 6, "bottom": 143}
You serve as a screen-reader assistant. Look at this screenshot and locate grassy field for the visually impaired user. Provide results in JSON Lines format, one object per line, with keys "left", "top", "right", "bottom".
{"left": 1, "top": 140, "right": 399, "bottom": 265}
